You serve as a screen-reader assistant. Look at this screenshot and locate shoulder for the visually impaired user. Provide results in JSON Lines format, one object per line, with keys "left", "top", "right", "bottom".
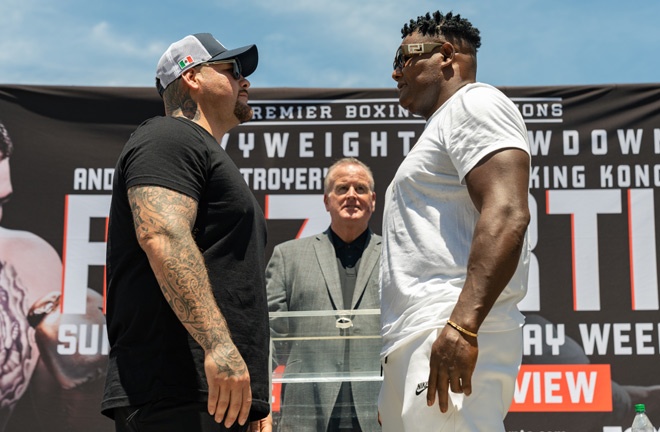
{"left": 459, "top": 83, "right": 520, "bottom": 116}
{"left": 440, "top": 83, "right": 525, "bottom": 137}
{"left": 126, "top": 116, "right": 212, "bottom": 154}
{"left": 274, "top": 233, "right": 325, "bottom": 253}
{"left": 369, "top": 232, "right": 382, "bottom": 245}
{"left": 0, "top": 227, "right": 60, "bottom": 260}
{"left": 0, "top": 227, "right": 62, "bottom": 303}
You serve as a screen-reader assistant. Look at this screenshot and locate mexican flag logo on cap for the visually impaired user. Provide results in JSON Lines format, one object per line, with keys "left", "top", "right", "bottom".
{"left": 178, "top": 55, "right": 194, "bottom": 69}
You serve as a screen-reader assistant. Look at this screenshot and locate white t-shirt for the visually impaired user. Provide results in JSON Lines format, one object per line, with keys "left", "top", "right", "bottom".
{"left": 380, "top": 82, "right": 531, "bottom": 358}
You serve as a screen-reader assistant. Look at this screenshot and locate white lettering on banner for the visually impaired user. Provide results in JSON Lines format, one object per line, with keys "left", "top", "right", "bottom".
{"left": 265, "top": 194, "right": 329, "bottom": 239}
{"left": 511, "top": 98, "right": 563, "bottom": 123}
{"left": 343, "top": 132, "right": 359, "bottom": 156}
{"left": 325, "top": 132, "right": 332, "bottom": 157}
{"left": 398, "top": 131, "right": 416, "bottom": 155}
{"left": 617, "top": 129, "right": 643, "bottom": 154}
{"left": 73, "top": 168, "right": 114, "bottom": 191}
{"left": 57, "top": 323, "right": 109, "bottom": 355}
{"left": 247, "top": 99, "right": 420, "bottom": 125}
{"left": 514, "top": 370, "right": 598, "bottom": 404}
{"left": 547, "top": 190, "right": 622, "bottom": 311}
{"left": 226, "top": 127, "right": 658, "bottom": 160}
{"left": 629, "top": 189, "right": 659, "bottom": 310}
{"left": 578, "top": 322, "right": 658, "bottom": 355}
{"left": 371, "top": 131, "right": 387, "bottom": 157}
{"left": 547, "top": 189, "right": 659, "bottom": 312}
{"left": 613, "top": 323, "right": 632, "bottom": 355}
{"left": 523, "top": 322, "right": 566, "bottom": 356}
{"left": 345, "top": 104, "right": 410, "bottom": 119}
{"left": 240, "top": 167, "right": 327, "bottom": 191}
{"left": 62, "top": 195, "right": 111, "bottom": 314}
{"left": 529, "top": 165, "right": 586, "bottom": 189}
{"left": 592, "top": 129, "right": 608, "bottom": 155}
{"left": 264, "top": 133, "right": 289, "bottom": 158}
{"left": 300, "top": 132, "right": 314, "bottom": 157}
{"left": 636, "top": 322, "right": 655, "bottom": 355}
{"left": 563, "top": 130, "right": 579, "bottom": 155}
{"left": 519, "top": 195, "right": 540, "bottom": 312}
{"left": 600, "top": 164, "right": 660, "bottom": 187}
{"left": 251, "top": 105, "right": 332, "bottom": 120}
{"left": 227, "top": 131, "right": 416, "bottom": 158}
{"left": 527, "top": 128, "right": 656, "bottom": 157}
{"left": 238, "top": 132, "right": 255, "bottom": 158}
{"left": 528, "top": 130, "right": 552, "bottom": 156}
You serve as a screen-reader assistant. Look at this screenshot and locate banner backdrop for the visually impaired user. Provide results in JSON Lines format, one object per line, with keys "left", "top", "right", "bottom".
{"left": 0, "top": 83, "right": 658, "bottom": 432}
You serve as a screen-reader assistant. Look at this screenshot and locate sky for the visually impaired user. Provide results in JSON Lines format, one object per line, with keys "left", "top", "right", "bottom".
{"left": 1, "top": 0, "right": 658, "bottom": 90}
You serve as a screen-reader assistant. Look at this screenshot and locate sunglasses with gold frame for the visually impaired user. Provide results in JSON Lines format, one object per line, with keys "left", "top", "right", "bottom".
{"left": 392, "top": 42, "right": 447, "bottom": 71}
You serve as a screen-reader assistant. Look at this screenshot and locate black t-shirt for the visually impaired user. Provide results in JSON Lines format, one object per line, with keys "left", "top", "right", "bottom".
{"left": 102, "top": 116, "right": 270, "bottom": 420}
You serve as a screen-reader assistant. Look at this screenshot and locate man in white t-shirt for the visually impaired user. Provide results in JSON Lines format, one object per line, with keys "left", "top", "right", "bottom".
{"left": 378, "top": 10, "right": 531, "bottom": 432}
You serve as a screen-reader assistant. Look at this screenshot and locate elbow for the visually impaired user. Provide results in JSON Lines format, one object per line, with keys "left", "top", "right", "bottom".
{"left": 510, "top": 206, "right": 531, "bottom": 246}
{"left": 516, "top": 206, "right": 531, "bottom": 231}
{"left": 135, "top": 229, "right": 175, "bottom": 257}
{"left": 135, "top": 229, "right": 157, "bottom": 249}
{"left": 496, "top": 202, "right": 530, "bottom": 243}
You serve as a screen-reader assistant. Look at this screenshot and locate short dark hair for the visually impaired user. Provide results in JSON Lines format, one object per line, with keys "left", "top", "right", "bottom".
{"left": 0, "top": 121, "right": 14, "bottom": 161}
{"left": 401, "top": 11, "right": 481, "bottom": 54}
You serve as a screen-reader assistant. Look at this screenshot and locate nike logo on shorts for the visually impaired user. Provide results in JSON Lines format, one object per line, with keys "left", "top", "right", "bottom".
{"left": 415, "top": 381, "right": 428, "bottom": 396}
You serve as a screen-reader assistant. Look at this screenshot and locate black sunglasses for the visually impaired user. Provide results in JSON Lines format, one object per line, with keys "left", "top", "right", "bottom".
{"left": 203, "top": 59, "right": 243, "bottom": 80}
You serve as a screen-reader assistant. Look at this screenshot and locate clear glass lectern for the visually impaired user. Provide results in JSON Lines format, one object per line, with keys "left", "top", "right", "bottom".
{"left": 269, "top": 308, "right": 382, "bottom": 431}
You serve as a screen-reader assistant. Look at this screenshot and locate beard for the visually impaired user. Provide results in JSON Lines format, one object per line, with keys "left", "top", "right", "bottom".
{"left": 234, "top": 100, "right": 253, "bottom": 124}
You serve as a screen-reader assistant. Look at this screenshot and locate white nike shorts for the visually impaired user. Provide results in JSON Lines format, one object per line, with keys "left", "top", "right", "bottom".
{"left": 378, "top": 326, "right": 522, "bottom": 432}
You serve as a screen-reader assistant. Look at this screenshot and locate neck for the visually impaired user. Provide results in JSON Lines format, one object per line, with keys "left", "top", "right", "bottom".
{"left": 331, "top": 223, "right": 368, "bottom": 244}
{"left": 424, "top": 78, "right": 475, "bottom": 120}
{"left": 171, "top": 110, "right": 235, "bottom": 143}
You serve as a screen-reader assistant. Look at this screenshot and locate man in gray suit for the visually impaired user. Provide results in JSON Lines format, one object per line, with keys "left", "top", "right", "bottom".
{"left": 267, "top": 157, "right": 381, "bottom": 432}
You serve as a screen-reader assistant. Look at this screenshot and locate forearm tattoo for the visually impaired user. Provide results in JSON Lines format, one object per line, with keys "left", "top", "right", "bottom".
{"left": 128, "top": 186, "right": 246, "bottom": 375}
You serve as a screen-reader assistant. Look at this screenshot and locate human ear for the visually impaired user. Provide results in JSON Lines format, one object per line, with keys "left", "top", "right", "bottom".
{"left": 180, "top": 68, "right": 200, "bottom": 92}
{"left": 440, "top": 43, "right": 456, "bottom": 63}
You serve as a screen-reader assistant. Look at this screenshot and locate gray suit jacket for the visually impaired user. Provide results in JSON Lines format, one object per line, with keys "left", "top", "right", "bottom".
{"left": 267, "top": 230, "right": 381, "bottom": 432}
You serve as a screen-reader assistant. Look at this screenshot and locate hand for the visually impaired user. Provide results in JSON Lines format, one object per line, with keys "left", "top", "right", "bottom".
{"left": 426, "top": 324, "right": 478, "bottom": 412}
{"left": 249, "top": 413, "right": 273, "bottom": 432}
{"left": 205, "top": 343, "right": 252, "bottom": 428}
{"left": 29, "top": 289, "right": 107, "bottom": 389}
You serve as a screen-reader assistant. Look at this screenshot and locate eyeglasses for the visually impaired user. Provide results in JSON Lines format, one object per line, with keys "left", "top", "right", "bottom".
{"left": 203, "top": 59, "right": 242, "bottom": 80}
{"left": 392, "top": 42, "right": 446, "bottom": 71}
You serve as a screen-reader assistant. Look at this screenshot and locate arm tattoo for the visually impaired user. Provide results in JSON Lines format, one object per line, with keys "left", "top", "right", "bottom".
{"left": 128, "top": 185, "right": 246, "bottom": 376}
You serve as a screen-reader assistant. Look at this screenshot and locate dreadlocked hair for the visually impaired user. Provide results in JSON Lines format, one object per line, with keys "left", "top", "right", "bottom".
{"left": 402, "top": 11, "right": 481, "bottom": 54}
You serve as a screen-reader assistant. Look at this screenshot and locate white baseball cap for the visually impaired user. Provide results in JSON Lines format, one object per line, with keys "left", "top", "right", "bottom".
{"left": 155, "top": 33, "right": 258, "bottom": 96}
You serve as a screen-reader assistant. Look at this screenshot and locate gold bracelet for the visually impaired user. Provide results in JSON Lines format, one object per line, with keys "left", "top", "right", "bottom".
{"left": 446, "top": 320, "right": 478, "bottom": 338}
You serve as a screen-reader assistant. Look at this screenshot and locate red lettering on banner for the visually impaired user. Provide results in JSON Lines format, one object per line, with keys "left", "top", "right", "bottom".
{"left": 510, "top": 364, "right": 612, "bottom": 412}
{"left": 271, "top": 365, "right": 285, "bottom": 412}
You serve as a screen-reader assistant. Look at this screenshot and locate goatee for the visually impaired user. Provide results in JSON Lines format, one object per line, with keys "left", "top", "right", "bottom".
{"left": 234, "top": 101, "right": 253, "bottom": 124}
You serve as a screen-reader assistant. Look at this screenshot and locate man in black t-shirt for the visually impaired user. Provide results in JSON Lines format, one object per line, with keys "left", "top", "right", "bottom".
{"left": 102, "top": 33, "right": 271, "bottom": 432}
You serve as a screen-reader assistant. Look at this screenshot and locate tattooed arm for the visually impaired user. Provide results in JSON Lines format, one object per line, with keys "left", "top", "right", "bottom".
{"left": 128, "top": 185, "right": 252, "bottom": 428}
